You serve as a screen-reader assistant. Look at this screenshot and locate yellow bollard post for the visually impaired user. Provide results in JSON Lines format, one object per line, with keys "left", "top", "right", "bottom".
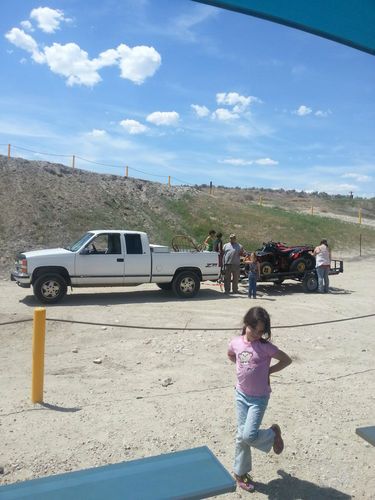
{"left": 359, "top": 208, "right": 362, "bottom": 225}
{"left": 8, "top": 144, "right": 11, "bottom": 159}
{"left": 31, "top": 307, "right": 46, "bottom": 403}
{"left": 168, "top": 175, "right": 171, "bottom": 187}
{"left": 125, "top": 166, "right": 128, "bottom": 177}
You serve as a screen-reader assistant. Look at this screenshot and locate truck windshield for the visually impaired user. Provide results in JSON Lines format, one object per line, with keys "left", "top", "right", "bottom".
{"left": 66, "top": 232, "right": 94, "bottom": 252}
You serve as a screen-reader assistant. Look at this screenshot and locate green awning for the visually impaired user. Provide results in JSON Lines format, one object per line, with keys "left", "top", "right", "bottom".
{"left": 193, "top": 0, "right": 375, "bottom": 55}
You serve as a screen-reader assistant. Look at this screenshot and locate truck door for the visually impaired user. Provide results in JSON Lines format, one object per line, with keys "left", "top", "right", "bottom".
{"left": 74, "top": 233, "right": 125, "bottom": 285}
{"left": 123, "top": 233, "right": 152, "bottom": 284}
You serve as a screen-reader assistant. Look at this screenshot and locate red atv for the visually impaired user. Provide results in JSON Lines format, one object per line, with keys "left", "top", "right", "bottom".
{"left": 254, "top": 241, "right": 315, "bottom": 276}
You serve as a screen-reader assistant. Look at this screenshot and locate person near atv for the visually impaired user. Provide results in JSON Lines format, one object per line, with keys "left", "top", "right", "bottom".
{"left": 313, "top": 239, "right": 331, "bottom": 293}
{"left": 213, "top": 232, "right": 223, "bottom": 267}
{"left": 204, "top": 230, "right": 216, "bottom": 251}
{"left": 222, "top": 234, "right": 245, "bottom": 294}
{"left": 247, "top": 252, "right": 261, "bottom": 299}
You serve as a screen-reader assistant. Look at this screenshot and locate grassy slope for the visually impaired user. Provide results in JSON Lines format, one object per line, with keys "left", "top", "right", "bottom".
{"left": 165, "top": 191, "right": 375, "bottom": 255}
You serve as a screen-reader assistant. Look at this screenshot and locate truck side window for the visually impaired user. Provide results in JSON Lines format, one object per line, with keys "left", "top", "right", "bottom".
{"left": 107, "top": 234, "right": 121, "bottom": 254}
{"left": 125, "top": 234, "right": 143, "bottom": 254}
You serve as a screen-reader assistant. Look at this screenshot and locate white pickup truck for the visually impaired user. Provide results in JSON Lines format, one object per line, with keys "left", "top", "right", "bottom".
{"left": 11, "top": 230, "right": 220, "bottom": 303}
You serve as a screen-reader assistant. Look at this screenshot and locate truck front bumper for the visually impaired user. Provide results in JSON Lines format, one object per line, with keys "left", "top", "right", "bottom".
{"left": 11, "top": 272, "right": 31, "bottom": 288}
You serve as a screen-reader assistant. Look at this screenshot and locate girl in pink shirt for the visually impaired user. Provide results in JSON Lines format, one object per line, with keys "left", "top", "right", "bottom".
{"left": 228, "top": 306, "right": 292, "bottom": 492}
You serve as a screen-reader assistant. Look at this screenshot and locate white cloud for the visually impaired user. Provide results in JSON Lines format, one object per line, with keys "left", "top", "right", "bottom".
{"left": 315, "top": 109, "right": 332, "bottom": 117}
{"left": 146, "top": 111, "right": 179, "bottom": 126}
{"left": 255, "top": 158, "right": 279, "bottom": 165}
{"left": 87, "top": 129, "right": 107, "bottom": 137}
{"left": 191, "top": 104, "right": 210, "bottom": 117}
{"left": 115, "top": 44, "right": 161, "bottom": 84}
{"left": 5, "top": 28, "right": 161, "bottom": 87}
{"left": 120, "top": 119, "right": 148, "bottom": 134}
{"left": 221, "top": 158, "right": 253, "bottom": 166}
{"left": 4, "top": 28, "right": 45, "bottom": 63}
{"left": 30, "top": 7, "right": 67, "bottom": 34}
{"left": 43, "top": 42, "right": 101, "bottom": 86}
{"left": 216, "top": 92, "right": 261, "bottom": 113}
{"left": 20, "top": 20, "right": 33, "bottom": 32}
{"left": 212, "top": 108, "right": 239, "bottom": 121}
{"left": 314, "top": 183, "right": 358, "bottom": 194}
{"left": 342, "top": 173, "right": 371, "bottom": 182}
{"left": 294, "top": 105, "right": 312, "bottom": 116}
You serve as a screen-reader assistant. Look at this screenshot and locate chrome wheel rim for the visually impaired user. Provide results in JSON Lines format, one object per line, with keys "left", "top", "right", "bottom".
{"left": 41, "top": 280, "right": 61, "bottom": 298}
{"left": 180, "top": 277, "right": 195, "bottom": 293}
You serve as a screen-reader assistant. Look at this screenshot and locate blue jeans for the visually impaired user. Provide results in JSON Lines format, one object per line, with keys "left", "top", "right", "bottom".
{"left": 234, "top": 390, "right": 275, "bottom": 475}
{"left": 316, "top": 266, "right": 329, "bottom": 292}
{"left": 248, "top": 275, "right": 257, "bottom": 297}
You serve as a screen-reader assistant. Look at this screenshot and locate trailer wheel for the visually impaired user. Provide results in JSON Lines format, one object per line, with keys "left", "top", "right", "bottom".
{"left": 260, "top": 261, "right": 273, "bottom": 276}
{"left": 156, "top": 282, "right": 172, "bottom": 291}
{"left": 172, "top": 271, "right": 200, "bottom": 298}
{"left": 302, "top": 272, "right": 318, "bottom": 293}
{"left": 33, "top": 273, "right": 67, "bottom": 303}
{"left": 290, "top": 258, "right": 307, "bottom": 273}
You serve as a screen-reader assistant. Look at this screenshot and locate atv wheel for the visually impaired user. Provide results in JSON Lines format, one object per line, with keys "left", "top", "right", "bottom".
{"left": 260, "top": 262, "right": 273, "bottom": 276}
{"left": 290, "top": 258, "right": 307, "bottom": 273}
{"left": 302, "top": 272, "right": 318, "bottom": 292}
{"left": 304, "top": 255, "right": 316, "bottom": 270}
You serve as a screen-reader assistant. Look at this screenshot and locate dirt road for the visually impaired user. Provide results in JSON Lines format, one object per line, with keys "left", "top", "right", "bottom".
{"left": 1, "top": 256, "right": 374, "bottom": 498}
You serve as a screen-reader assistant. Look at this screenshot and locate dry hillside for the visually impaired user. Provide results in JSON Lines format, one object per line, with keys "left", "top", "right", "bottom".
{"left": 0, "top": 154, "right": 374, "bottom": 277}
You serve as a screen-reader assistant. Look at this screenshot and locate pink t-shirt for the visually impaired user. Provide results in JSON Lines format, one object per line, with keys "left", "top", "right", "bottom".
{"left": 228, "top": 336, "right": 279, "bottom": 397}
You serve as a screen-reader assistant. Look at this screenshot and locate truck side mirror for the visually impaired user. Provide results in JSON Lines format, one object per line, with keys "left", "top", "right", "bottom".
{"left": 80, "top": 247, "right": 90, "bottom": 255}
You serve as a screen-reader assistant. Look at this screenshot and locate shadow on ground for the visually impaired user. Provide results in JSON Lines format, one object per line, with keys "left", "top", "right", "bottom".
{"left": 39, "top": 402, "right": 82, "bottom": 413}
{"left": 19, "top": 287, "right": 225, "bottom": 307}
{"left": 255, "top": 469, "right": 351, "bottom": 499}
{"left": 255, "top": 283, "right": 352, "bottom": 297}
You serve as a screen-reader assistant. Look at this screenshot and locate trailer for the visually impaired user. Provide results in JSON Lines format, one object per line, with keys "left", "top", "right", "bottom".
{"left": 240, "top": 259, "right": 343, "bottom": 293}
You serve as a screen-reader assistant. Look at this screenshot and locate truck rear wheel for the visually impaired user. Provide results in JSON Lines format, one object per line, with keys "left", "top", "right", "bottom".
{"left": 33, "top": 274, "right": 67, "bottom": 303}
{"left": 172, "top": 271, "right": 200, "bottom": 298}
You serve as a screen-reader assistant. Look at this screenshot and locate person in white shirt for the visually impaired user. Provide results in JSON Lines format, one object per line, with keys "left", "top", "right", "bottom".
{"left": 222, "top": 234, "right": 244, "bottom": 294}
{"left": 313, "top": 239, "right": 331, "bottom": 293}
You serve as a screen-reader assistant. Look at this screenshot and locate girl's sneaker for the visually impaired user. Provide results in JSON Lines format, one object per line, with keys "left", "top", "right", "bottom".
{"left": 234, "top": 473, "right": 255, "bottom": 492}
{"left": 271, "top": 424, "right": 284, "bottom": 454}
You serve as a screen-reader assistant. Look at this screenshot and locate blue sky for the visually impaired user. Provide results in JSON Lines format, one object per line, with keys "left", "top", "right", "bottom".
{"left": 1, "top": 0, "right": 374, "bottom": 196}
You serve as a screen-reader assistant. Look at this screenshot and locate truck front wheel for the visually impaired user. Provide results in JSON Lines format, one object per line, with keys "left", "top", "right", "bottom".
{"left": 172, "top": 271, "right": 200, "bottom": 298}
{"left": 33, "top": 274, "right": 67, "bottom": 303}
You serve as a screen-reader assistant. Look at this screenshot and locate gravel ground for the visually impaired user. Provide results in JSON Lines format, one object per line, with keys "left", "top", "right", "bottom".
{"left": 0, "top": 256, "right": 374, "bottom": 499}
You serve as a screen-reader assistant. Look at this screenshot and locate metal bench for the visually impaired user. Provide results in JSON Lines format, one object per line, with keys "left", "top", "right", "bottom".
{"left": 356, "top": 426, "right": 375, "bottom": 446}
{"left": 0, "top": 446, "right": 236, "bottom": 499}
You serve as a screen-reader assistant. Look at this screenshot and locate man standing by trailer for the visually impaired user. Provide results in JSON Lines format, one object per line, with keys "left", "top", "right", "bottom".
{"left": 222, "top": 234, "right": 244, "bottom": 294}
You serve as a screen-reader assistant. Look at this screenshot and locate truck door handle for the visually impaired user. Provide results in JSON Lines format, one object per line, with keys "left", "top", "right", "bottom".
{"left": 117, "top": 258, "right": 124, "bottom": 262}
